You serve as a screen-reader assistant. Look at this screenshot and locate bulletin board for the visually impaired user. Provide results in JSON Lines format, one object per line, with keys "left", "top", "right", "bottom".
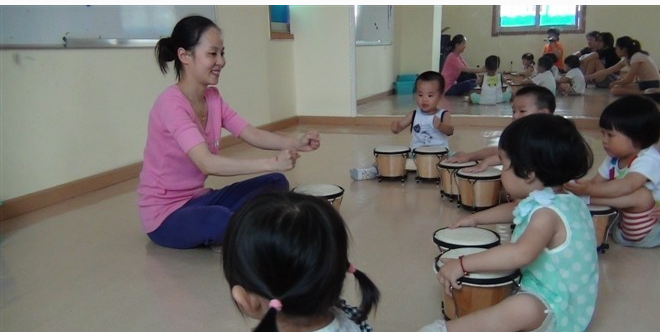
{"left": 355, "top": 5, "right": 392, "bottom": 46}
{"left": 0, "top": 5, "right": 216, "bottom": 49}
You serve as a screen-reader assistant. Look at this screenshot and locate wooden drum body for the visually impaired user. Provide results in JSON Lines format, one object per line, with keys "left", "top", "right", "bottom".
{"left": 292, "top": 183, "right": 345, "bottom": 211}
{"left": 437, "top": 160, "right": 478, "bottom": 201}
{"left": 588, "top": 204, "right": 618, "bottom": 253}
{"left": 374, "top": 145, "right": 411, "bottom": 182}
{"left": 456, "top": 167, "right": 502, "bottom": 212}
{"left": 413, "top": 146, "right": 448, "bottom": 183}
{"left": 433, "top": 227, "right": 500, "bottom": 254}
{"left": 435, "top": 247, "right": 520, "bottom": 320}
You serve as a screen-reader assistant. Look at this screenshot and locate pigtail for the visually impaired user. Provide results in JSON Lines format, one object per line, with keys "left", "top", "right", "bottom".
{"left": 348, "top": 265, "right": 381, "bottom": 322}
{"left": 253, "top": 300, "right": 282, "bottom": 332}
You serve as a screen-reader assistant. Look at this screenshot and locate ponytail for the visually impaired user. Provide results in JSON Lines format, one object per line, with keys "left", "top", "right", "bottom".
{"left": 350, "top": 268, "right": 381, "bottom": 322}
{"left": 155, "top": 37, "right": 176, "bottom": 75}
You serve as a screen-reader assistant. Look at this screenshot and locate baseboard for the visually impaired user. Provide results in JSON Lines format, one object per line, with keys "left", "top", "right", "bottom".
{"left": 0, "top": 116, "right": 300, "bottom": 222}
{"left": 357, "top": 90, "right": 394, "bottom": 105}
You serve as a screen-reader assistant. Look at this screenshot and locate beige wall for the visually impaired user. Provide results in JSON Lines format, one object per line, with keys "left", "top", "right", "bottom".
{"left": 442, "top": 5, "right": 660, "bottom": 72}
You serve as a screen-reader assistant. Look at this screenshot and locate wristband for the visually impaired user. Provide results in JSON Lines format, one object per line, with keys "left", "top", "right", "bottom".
{"left": 458, "top": 255, "right": 469, "bottom": 276}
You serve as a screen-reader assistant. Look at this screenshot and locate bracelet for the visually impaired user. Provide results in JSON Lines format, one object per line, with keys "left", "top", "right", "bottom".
{"left": 458, "top": 255, "right": 469, "bottom": 276}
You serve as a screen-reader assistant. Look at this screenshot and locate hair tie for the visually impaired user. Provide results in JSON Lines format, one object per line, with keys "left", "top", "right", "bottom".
{"left": 269, "top": 299, "right": 282, "bottom": 311}
{"left": 347, "top": 263, "right": 357, "bottom": 274}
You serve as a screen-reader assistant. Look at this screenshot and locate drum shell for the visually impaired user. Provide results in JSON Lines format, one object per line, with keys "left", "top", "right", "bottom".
{"left": 437, "top": 161, "right": 477, "bottom": 197}
{"left": 589, "top": 205, "right": 617, "bottom": 248}
{"left": 414, "top": 147, "right": 448, "bottom": 180}
{"left": 374, "top": 147, "right": 410, "bottom": 178}
{"left": 456, "top": 170, "right": 502, "bottom": 211}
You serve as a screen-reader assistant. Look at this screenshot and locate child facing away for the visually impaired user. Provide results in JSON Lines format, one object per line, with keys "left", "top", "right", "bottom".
{"left": 350, "top": 71, "right": 454, "bottom": 180}
{"left": 419, "top": 113, "right": 598, "bottom": 332}
{"left": 469, "top": 55, "right": 512, "bottom": 105}
{"left": 521, "top": 55, "right": 557, "bottom": 95}
{"left": 222, "top": 191, "right": 381, "bottom": 332}
{"left": 558, "top": 55, "right": 586, "bottom": 96}
{"left": 565, "top": 95, "right": 660, "bottom": 248}
{"left": 446, "top": 85, "right": 555, "bottom": 174}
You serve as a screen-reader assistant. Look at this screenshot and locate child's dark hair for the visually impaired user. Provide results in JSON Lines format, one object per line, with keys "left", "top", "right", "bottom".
{"left": 542, "top": 52, "right": 558, "bottom": 65}
{"left": 537, "top": 55, "right": 554, "bottom": 71}
{"left": 616, "top": 36, "right": 649, "bottom": 57}
{"left": 514, "top": 85, "right": 556, "bottom": 113}
{"left": 564, "top": 55, "right": 581, "bottom": 70}
{"left": 522, "top": 52, "right": 535, "bottom": 65}
{"left": 484, "top": 55, "right": 500, "bottom": 71}
{"left": 599, "top": 95, "right": 660, "bottom": 149}
{"left": 499, "top": 114, "right": 593, "bottom": 186}
{"left": 414, "top": 71, "right": 445, "bottom": 93}
{"left": 222, "top": 192, "right": 380, "bottom": 332}
{"left": 547, "top": 28, "right": 560, "bottom": 40}
{"left": 155, "top": 15, "right": 219, "bottom": 80}
{"left": 598, "top": 32, "right": 614, "bottom": 48}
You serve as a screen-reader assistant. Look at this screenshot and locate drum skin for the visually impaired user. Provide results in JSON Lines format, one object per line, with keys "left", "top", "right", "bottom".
{"left": 292, "top": 184, "right": 345, "bottom": 210}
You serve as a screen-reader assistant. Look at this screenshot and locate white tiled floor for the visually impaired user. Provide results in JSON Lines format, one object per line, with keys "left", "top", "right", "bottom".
{"left": 1, "top": 92, "right": 658, "bottom": 332}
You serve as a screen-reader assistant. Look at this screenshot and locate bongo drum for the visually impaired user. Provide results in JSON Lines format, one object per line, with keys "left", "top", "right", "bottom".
{"left": 373, "top": 145, "right": 410, "bottom": 182}
{"left": 588, "top": 204, "right": 618, "bottom": 253}
{"left": 437, "top": 160, "right": 478, "bottom": 201}
{"left": 456, "top": 167, "right": 502, "bottom": 212}
{"left": 292, "top": 184, "right": 345, "bottom": 210}
{"left": 433, "top": 227, "right": 500, "bottom": 253}
{"left": 413, "top": 145, "right": 448, "bottom": 183}
{"left": 434, "top": 247, "right": 520, "bottom": 320}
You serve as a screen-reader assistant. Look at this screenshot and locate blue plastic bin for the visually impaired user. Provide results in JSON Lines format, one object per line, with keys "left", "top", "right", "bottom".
{"left": 393, "top": 81, "right": 415, "bottom": 95}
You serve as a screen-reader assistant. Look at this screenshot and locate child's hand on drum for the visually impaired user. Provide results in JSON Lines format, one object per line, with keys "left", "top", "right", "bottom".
{"left": 449, "top": 215, "right": 478, "bottom": 228}
{"left": 563, "top": 179, "right": 590, "bottom": 196}
{"left": 437, "top": 258, "right": 464, "bottom": 297}
{"left": 446, "top": 151, "right": 470, "bottom": 163}
{"left": 274, "top": 149, "right": 300, "bottom": 171}
{"left": 460, "top": 162, "right": 488, "bottom": 174}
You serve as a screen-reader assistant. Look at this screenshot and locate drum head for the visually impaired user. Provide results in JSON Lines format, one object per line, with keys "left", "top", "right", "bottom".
{"left": 457, "top": 167, "right": 502, "bottom": 180}
{"left": 436, "top": 247, "right": 520, "bottom": 284}
{"left": 293, "top": 184, "right": 344, "bottom": 200}
{"left": 374, "top": 145, "right": 410, "bottom": 154}
{"left": 433, "top": 227, "right": 500, "bottom": 250}
{"left": 438, "top": 160, "right": 478, "bottom": 169}
{"left": 414, "top": 145, "right": 449, "bottom": 155}
{"left": 588, "top": 204, "right": 616, "bottom": 216}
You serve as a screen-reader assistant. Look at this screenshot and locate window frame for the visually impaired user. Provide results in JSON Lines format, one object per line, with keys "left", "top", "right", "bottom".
{"left": 491, "top": 5, "right": 586, "bottom": 36}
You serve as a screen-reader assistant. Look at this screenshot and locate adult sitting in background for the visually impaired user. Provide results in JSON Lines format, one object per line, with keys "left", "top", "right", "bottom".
{"left": 592, "top": 36, "right": 660, "bottom": 96}
{"left": 441, "top": 34, "right": 486, "bottom": 96}
{"left": 572, "top": 30, "right": 600, "bottom": 58}
{"left": 581, "top": 32, "right": 621, "bottom": 88}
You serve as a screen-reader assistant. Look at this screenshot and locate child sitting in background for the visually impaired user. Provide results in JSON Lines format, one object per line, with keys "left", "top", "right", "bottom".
{"left": 565, "top": 95, "right": 660, "bottom": 248}
{"left": 420, "top": 113, "right": 598, "bottom": 332}
{"left": 350, "top": 71, "right": 454, "bottom": 180}
{"left": 558, "top": 55, "right": 586, "bottom": 95}
{"left": 519, "top": 52, "right": 537, "bottom": 78}
{"left": 469, "top": 55, "right": 512, "bottom": 105}
{"left": 543, "top": 52, "right": 562, "bottom": 81}
{"left": 521, "top": 55, "right": 557, "bottom": 95}
{"left": 222, "top": 191, "right": 381, "bottom": 331}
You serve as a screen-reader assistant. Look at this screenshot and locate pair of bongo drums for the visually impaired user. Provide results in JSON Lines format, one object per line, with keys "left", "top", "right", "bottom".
{"left": 588, "top": 204, "right": 618, "bottom": 253}
{"left": 432, "top": 227, "right": 520, "bottom": 320}
{"left": 437, "top": 161, "right": 503, "bottom": 212}
{"left": 292, "top": 183, "right": 344, "bottom": 211}
{"left": 373, "top": 145, "right": 449, "bottom": 183}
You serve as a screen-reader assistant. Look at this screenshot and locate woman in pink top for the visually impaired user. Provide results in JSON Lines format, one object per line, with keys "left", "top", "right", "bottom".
{"left": 138, "top": 16, "right": 320, "bottom": 249}
{"left": 441, "top": 34, "right": 485, "bottom": 96}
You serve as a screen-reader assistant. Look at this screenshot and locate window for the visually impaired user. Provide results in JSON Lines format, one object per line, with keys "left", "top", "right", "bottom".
{"left": 492, "top": 5, "right": 585, "bottom": 36}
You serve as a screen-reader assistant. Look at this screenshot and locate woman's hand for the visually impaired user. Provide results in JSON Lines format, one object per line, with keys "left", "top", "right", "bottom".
{"left": 449, "top": 214, "right": 478, "bottom": 228}
{"left": 296, "top": 131, "right": 320, "bottom": 152}
{"left": 445, "top": 151, "right": 470, "bottom": 163}
{"left": 274, "top": 149, "right": 300, "bottom": 171}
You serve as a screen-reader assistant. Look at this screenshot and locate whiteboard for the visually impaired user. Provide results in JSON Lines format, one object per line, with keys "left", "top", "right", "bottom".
{"left": 0, "top": 5, "right": 216, "bottom": 49}
{"left": 355, "top": 5, "right": 392, "bottom": 46}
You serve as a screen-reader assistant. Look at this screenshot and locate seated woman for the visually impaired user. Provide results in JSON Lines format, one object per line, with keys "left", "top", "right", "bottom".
{"left": 441, "top": 34, "right": 486, "bottom": 96}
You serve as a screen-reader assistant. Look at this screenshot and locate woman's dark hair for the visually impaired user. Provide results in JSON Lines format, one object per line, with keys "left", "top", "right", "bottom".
{"left": 499, "top": 114, "right": 592, "bottom": 186}
{"left": 449, "top": 34, "right": 466, "bottom": 52}
{"left": 522, "top": 52, "right": 535, "bottom": 65}
{"left": 564, "top": 55, "right": 581, "bottom": 70}
{"left": 616, "top": 36, "right": 648, "bottom": 57}
{"left": 514, "top": 85, "right": 556, "bottom": 114}
{"left": 598, "top": 32, "right": 614, "bottom": 48}
{"left": 484, "top": 55, "right": 500, "bottom": 71}
{"left": 414, "top": 70, "right": 445, "bottom": 93}
{"left": 599, "top": 95, "right": 660, "bottom": 149}
{"left": 537, "top": 55, "right": 554, "bottom": 71}
{"left": 155, "top": 15, "right": 219, "bottom": 80}
{"left": 222, "top": 192, "right": 380, "bottom": 332}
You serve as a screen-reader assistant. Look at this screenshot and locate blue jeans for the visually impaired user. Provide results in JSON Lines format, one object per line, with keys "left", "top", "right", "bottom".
{"left": 445, "top": 79, "right": 477, "bottom": 96}
{"left": 147, "top": 173, "right": 289, "bottom": 249}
